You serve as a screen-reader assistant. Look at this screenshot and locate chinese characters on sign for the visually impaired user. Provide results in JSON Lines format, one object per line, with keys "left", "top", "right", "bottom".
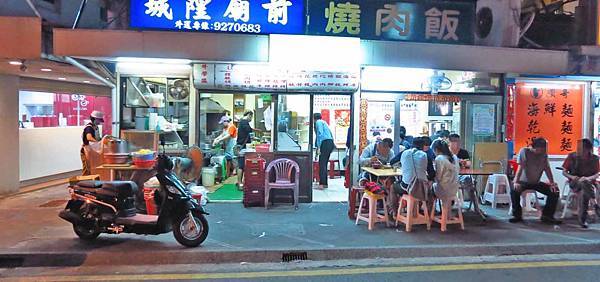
{"left": 192, "top": 64, "right": 359, "bottom": 93}
{"left": 325, "top": 1, "right": 361, "bottom": 35}
{"left": 514, "top": 82, "right": 583, "bottom": 155}
{"left": 307, "top": 0, "right": 474, "bottom": 44}
{"left": 130, "top": 0, "right": 305, "bottom": 35}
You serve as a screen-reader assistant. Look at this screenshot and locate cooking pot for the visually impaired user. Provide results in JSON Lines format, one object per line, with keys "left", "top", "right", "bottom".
{"left": 103, "top": 153, "right": 130, "bottom": 164}
{"left": 105, "top": 138, "right": 129, "bottom": 154}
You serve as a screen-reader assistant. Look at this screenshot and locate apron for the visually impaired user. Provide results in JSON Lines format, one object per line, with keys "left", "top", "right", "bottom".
{"left": 81, "top": 124, "right": 101, "bottom": 176}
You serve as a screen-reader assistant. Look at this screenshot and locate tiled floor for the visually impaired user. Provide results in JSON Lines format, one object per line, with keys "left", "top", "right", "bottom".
{"left": 312, "top": 178, "right": 348, "bottom": 202}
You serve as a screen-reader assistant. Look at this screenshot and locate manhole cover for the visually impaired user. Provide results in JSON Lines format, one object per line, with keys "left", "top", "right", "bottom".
{"left": 39, "top": 199, "right": 67, "bottom": 208}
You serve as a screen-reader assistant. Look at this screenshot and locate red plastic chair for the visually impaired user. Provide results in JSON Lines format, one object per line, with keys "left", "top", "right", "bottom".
{"left": 265, "top": 158, "right": 300, "bottom": 209}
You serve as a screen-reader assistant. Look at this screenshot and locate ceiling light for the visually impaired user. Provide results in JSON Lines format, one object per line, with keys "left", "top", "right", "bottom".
{"left": 40, "top": 68, "right": 52, "bottom": 72}
{"left": 83, "top": 80, "right": 91, "bottom": 83}
{"left": 9, "top": 61, "right": 22, "bottom": 65}
{"left": 58, "top": 77, "right": 66, "bottom": 80}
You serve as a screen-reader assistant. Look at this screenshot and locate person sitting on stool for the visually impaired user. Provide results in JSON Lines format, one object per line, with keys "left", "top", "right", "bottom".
{"left": 510, "top": 137, "right": 561, "bottom": 225}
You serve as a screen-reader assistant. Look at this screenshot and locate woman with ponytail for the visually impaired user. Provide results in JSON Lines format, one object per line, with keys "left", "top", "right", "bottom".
{"left": 431, "top": 139, "right": 460, "bottom": 202}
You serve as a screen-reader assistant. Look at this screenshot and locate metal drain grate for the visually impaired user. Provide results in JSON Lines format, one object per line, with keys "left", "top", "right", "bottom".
{"left": 0, "top": 257, "right": 24, "bottom": 268}
{"left": 39, "top": 199, "right": 67, "bottom": 208}
{"left": 282, "top": 251, "right": 308, "bottom": 262}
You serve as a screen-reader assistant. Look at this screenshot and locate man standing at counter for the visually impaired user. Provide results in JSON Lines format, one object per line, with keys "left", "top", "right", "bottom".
{"left": 314, "top": 113, "right": 334, "bottom": 189}
{"left": 80, "top": 111, "right": 104, "bottom": 176}
{"left": 236, "top": 111, "right": 256, "bottom": 189}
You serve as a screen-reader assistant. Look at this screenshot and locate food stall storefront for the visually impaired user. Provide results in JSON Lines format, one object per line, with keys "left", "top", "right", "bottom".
{"left": 506, "top": 78, "right": 592, "bottom": 190}
{"left": 359, "top": 67, "right": 504, "bottom": 156}
{"left": 193, "top": 63, "right": 359, "bottom": 203}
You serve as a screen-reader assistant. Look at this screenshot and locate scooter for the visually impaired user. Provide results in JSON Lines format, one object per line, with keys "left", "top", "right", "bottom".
{"left": 59, "top": 140, "right": 209, "bottom": 247}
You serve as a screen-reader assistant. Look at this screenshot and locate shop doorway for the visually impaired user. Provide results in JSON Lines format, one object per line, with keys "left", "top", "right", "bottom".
{"left": 197, "top": 93, "right": 272, "bottom": 201}
{"left": 312, "top": 95, "right": 351, "bottom": 202}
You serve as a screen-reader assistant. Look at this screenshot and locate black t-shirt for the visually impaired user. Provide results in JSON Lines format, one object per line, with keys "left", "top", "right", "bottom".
{"left": 457, "top": 149, "right": 470, "bottom": 160}
{"left": 82, "top": 123, "right": 96, "bottom": 145}
{"left": 236, "top": 119, "right": 253, "bottom": 146}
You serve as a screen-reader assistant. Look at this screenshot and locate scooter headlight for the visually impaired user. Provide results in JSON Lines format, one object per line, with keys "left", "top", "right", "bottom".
{"left": 166, "top": 185, "right": 182, "bottom": 195}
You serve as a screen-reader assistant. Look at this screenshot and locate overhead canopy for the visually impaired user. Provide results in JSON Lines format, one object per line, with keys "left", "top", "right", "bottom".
{"left": 0, "top": 17, "right": 41, "bottom": 59}
{"left": 54, "top": 28, "right": 571, "bottom": 76}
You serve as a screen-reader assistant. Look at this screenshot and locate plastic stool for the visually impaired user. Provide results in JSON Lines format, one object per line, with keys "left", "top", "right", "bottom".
{"left": 355, "top": 191, "right": 390, "bottom": 230}
{"left": 431, "top": 196, "right": 464, "bottom": 232}
{"left": 312, "top": 161, "right": 319, "bottom": 183}
{"left": 396, "top": 195, "right": 431, "bottom": 232}
{"left": 508, "top": 190, "right": 541, "bottom": 216}
{"left": 348, "top": 186, "right": 365, "bottom": 219}
{"left": 483, "top": 174, "right": 511, "bottom": 208}
{"left": 328, "top": 160, "right": 340, "bottom": 179}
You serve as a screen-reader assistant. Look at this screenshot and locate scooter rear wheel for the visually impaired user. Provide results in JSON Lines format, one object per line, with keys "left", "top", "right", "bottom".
{"left": 173, "top": 211, "right": 209, "bottom": 247}
{"left": 73, "top": 223, "right": 100, "bottom": 240}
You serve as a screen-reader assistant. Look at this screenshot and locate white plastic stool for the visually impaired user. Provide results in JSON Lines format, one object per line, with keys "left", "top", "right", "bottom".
{"left": 508, "top": 190, "right": 541, "bottom": 216}
{"left": 483, "top": 174, "right": 511, "bottom": 208}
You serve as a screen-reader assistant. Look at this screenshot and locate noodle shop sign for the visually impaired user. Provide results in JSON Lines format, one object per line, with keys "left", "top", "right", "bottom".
{"left": 513, "top": 82, "right": 584, "bottom": 155}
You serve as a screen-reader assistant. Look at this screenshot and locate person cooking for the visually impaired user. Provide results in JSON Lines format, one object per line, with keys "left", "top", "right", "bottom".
{"left": 81, "top": 111, "right": 104, "bottom": 176}
{"left": 213, "top": 115, "right": 237, "bottom": 177}
{"left": 236, "top": 110, "right": 258, "bottom": 189}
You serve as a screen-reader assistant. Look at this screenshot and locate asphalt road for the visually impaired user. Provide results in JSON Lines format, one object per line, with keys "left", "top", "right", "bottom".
{"left": 2, "top": 255, "right": 600, "bottom": 282}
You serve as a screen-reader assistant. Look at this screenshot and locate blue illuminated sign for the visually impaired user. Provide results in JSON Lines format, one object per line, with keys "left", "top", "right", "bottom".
{"left": 130, "top": 0, "right": 305, "bottom": 35}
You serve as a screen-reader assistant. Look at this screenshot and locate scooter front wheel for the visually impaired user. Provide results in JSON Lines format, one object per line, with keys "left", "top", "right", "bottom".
{"left": 173, "top": 211, "right": 209, "bottom": 247}
{"left": 73, "top": 223, "right": 100, "bottom": 241}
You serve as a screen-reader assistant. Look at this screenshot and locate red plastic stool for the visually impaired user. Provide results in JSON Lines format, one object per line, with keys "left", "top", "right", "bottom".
{"left": 329, "top": 160, "right": 340, "bottom": 179}
{"left": 313, "top": 161, "right": 320, "bottom": 183}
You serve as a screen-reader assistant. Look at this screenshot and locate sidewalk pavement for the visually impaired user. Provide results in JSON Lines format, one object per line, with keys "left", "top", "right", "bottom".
{"left": 1, "top": 185, "right": 600, "bottom": 268}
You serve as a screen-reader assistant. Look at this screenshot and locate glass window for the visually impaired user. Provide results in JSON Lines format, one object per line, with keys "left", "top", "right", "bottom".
{"left": 19, "top": 91, "right": 113, "bottom": 135}
{"left": 120, "top": 76, "right": 190, "bottom": 146}
{"left": 276, "top": 95, "right": 310, "bottom": 152}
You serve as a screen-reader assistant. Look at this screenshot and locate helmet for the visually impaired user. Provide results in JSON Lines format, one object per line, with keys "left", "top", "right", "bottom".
{"left": 90, "top": 110, "right": 105, "bottom": 122}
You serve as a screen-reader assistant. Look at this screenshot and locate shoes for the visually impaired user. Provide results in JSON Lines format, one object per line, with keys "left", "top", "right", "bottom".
{"left": 509, "top": 217, "right": 523, "bottom": 223}
{"left": 540, "top": 216, "right": 562, "bottom": 225}
{"left": 579, "top": 219, "right": 589, "bottom": 229}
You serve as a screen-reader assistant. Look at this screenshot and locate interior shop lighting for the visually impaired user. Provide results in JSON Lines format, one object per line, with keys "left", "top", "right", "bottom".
{"left": 520, "top": 82, "right": 584, "bottom": 89}
{"left": 83, "top": 80, "right": 91, "bottom": 83}
{"left": 58, "top": 77, "right": 66, "bottom": 80}
{"left": 269, "top": 34, "right": 361, "bottom": 72}
{"left": 115, "top": 57, "right": 191, "bottom": 65}
{"left": 361, "top": 66, "right": 434, "bottom": 91}
{"left": 40, "top": 68, "right": 52, "bottom": 72}
{"left": 9, "top": 61, "right": 22, "bottom": 65}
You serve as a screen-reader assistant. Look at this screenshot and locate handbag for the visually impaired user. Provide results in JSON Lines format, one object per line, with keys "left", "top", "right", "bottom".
{"left": 365, "top": 181, "right": 387, "bottom": 196}
{"left": 408, "top": 149, "right": 430, "bottom": 201}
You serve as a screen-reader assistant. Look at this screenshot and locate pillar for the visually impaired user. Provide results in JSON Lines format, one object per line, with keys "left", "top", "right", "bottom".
{"left": 0, "top": 74, "right": 19, "bottom": 195}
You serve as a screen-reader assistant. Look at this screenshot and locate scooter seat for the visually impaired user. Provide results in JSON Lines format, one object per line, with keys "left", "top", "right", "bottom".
{"left": 77, "top": 180, "right": 103, "bottom": 189}
{"left": 102, "top": 181, "right": 138, "bottom": 195}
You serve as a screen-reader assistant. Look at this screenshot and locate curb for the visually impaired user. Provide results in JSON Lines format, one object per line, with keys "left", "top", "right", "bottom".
{"left": 3, "top": 242, "right": 600, "bottom": 268}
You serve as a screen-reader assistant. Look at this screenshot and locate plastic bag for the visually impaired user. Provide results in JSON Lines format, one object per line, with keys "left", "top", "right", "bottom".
{"left": 189, "top": 185, "right": 210, "bottom": 206}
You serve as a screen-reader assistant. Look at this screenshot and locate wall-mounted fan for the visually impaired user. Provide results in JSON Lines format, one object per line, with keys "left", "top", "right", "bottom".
{"left": 167, "top": 78, "right": 190, "bottom": 102}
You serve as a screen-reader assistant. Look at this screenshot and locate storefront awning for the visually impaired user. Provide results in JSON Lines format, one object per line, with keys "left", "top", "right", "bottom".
{"left": 0, "top": 17, "right": 41, "bottom": 59}
{"left": 362, "top": 40, "right": 570, "bottom": 75}
{"left": 53, "top": 29, "right": 269, "bottom": 62}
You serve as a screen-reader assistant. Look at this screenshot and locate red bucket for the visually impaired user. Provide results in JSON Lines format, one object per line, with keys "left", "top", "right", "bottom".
{"left": 143, "top": 186, "right": 158, "bottom": 215}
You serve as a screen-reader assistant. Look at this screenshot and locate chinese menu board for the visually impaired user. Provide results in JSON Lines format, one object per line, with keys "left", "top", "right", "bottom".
{"left": 307, "top": 0, "right": 475, "bottom": 44}
{"left": 514, "top": 82, "right": 584, "bottom": 155}
{"left": 130, "top": 0, "right": 305, "bottom": 35}
{"left": 314, "top": 96, "right": 351, "bottom": 147}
